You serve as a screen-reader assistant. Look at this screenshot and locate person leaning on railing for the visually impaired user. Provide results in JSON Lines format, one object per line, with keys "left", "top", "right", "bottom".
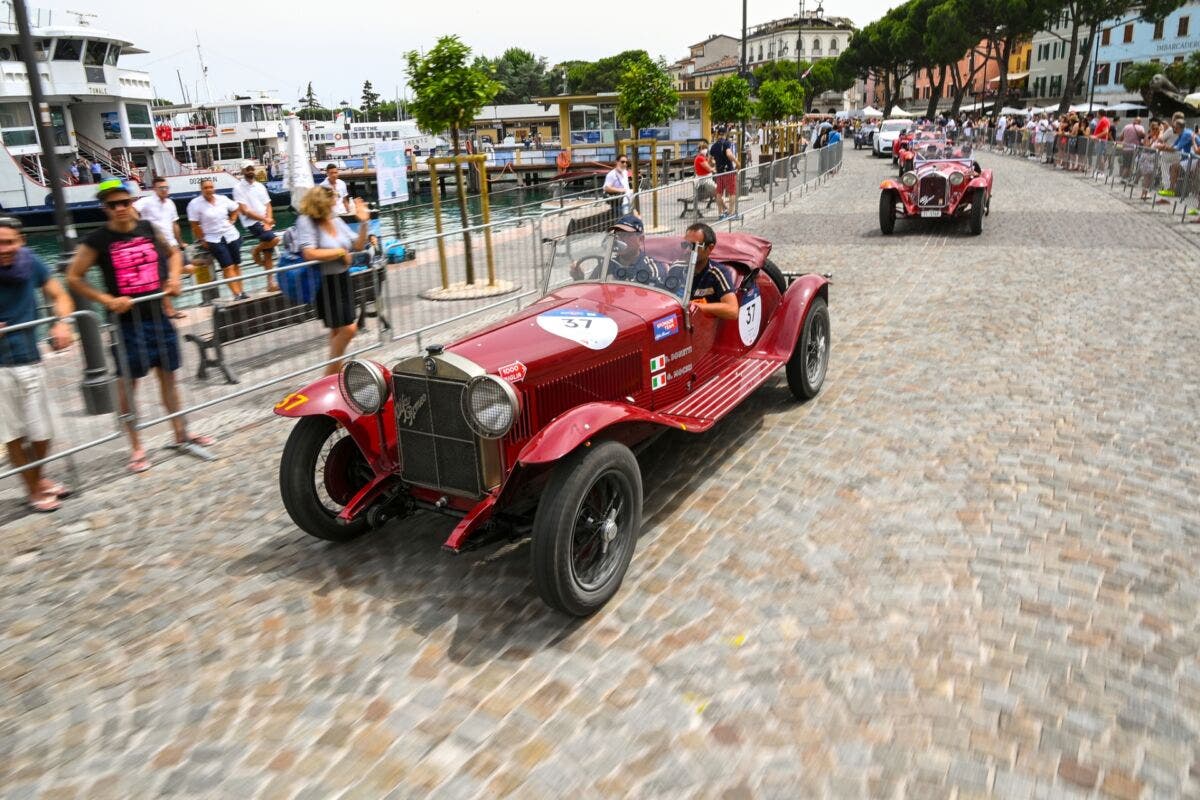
{"left": 292, "top": 186, "right": 371, "bottom": 376}
{"left": 0, "top": 217, "right": 74, "bottom": 513}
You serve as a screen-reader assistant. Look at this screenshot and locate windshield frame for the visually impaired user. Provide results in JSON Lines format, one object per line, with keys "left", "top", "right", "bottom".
{"left": 545, "top": 232, "right": 698, "bottom": 306}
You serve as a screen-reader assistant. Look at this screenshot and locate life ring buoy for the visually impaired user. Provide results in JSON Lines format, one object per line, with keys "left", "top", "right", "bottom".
{"left": 334, "top": 133, "right": 342, "bottom": 140}
{"left": 556, "top": 150, "right": 571, "bottom": 171}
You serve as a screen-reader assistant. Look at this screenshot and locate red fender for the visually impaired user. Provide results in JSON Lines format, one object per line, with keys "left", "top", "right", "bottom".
{"left": 751, "top": 273, "right": 829, "bottom": 361}
{"left": 273, "top": 372, "right": 398, "bottom": 474}
{"left": 516, "top": 401, "right": 689, "bottom": 466}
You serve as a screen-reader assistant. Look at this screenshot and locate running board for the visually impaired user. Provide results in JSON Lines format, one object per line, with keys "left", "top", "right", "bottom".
{"left": 660, "top": 357, "right": 784, "bottom": 431}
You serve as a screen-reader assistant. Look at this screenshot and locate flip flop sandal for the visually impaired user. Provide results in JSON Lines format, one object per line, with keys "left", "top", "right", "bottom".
{"left": 184, "top": 433, "right": 216, "bottom": 447}
{"left": 41, "top": 480, "right": 72, "bottom": 499}
{"left": 127, "top": 451, "right": 152, "bottom": 474}
{"left": 168, "top": 312, "right": 188, "bottom": 319}
{"left": 27, "top": 494, "right": 61, "bottom": 513}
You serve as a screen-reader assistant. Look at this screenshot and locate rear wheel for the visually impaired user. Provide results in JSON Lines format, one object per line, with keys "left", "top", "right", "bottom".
{"left": 531, "top": 441, "right": 642, "bottom": 616}
{"left": 968, "top": 188, "right": 985, "bottom": 235}
{"left": 279, "top": 416, "right": 373, "bottom": 542}
{"left": 762, "top": 258, "right": 787, "bottom": 294}
{"left": 879, "top": 191, "right": 897, "bottom": 235}
{"left": 786, "top": 297, "right": 829, "bottom": 400}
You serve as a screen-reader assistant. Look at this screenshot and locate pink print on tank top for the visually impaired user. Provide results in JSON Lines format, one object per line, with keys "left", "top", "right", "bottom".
{"left": 109, "top": 236, "right": 162, "bottom": 295}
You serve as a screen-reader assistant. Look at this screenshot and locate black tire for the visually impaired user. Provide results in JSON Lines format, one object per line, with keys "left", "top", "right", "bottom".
{"left": 531, "top": 440, "right": 642, "bottom": 616}
{"left": 279, "top": 416, "right": 372, "bottom": 542}
{"left": 786, "top": 297, "right": 829, "bottom": 401}
{"left": 968, "top": 188, "right": 985, "bottom": 235}
{"left": 762, "top": 258, "right": 787, "bottom": 294}
{"left": 879, "top": 190, "right": 896, "bottom": 235}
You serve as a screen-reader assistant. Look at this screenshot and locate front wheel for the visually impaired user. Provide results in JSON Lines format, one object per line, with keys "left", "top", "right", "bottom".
{"left": 786, "top": 297, "right": 829, "bottom": 400}
{"left": 968, "top": 188, "right": 985, "bottom": 235}
{"left": 279, "top": 416, "right": 373, "bottom": 542}
{"left": 531, "top": 440, "right": 642, "bottom": 616}
{"left": 879, "top": 191, "right": 896, "bottom": 235}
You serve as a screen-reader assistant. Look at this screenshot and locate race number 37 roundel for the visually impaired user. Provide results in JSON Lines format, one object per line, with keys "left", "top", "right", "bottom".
{"left": 738, "top": 288, "right": 763, "bottom": 346}
{"left": 536, "top": 308, "right": 619, "bottom": 350}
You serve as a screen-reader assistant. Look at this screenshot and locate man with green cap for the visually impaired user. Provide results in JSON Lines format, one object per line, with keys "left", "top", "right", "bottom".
{"left": 66, "top": 179, "right": 215, "bottom": 473}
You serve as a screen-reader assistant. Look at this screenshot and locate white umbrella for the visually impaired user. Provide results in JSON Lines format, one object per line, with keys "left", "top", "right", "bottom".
{"left": 1185, "top": 92, "right": 1200, "bottom": 109}
{"left": 861, "top": 105, "right": 884, "bottom": 118}
{"left": 887, "top": 106, "right": 915, "bottom": 118}
{"left": 284, "top": 115, "right": 314, "bottom": 212}
{"left": 1069, "top": 102, "right": 1105, "bottom": 113}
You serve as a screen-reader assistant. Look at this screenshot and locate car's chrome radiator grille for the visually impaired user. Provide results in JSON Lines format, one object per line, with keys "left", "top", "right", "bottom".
{"left": 392, "top": 374, "right": 482, "bottom": 497}
{"left": 917, "top": 174, "right": 948, "bottom": 208}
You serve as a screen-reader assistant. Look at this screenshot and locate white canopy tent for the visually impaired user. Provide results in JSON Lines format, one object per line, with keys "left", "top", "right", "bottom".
{"left": 1104, "top": 101, "right": 1147, "bottom": 112}
{"left": 1185, "top": 92, "right": 1200, "bottom": 109}
{"left": 861, "top": 105, "right": 884, "bottom": 118}
{"left": 1068, "top": 102, "right": 1106, "bottom": 113}
{"left": 998, "top": 106, "right": 1030, "bottom": 116}
{"left": 887, "top": 106, "right": 915, "bottom": 118}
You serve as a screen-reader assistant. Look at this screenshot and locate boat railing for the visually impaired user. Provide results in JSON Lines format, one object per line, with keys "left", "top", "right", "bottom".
{"left": 74, "top": 131, "right": 140, "bottom": 181}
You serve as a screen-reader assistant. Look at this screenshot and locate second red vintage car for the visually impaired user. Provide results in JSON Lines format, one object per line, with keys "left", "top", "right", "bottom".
{"left": 879, "top": 141, "right": 993, "bottom": 236}
{"left": 275, "top": 228, "right": 831, "bottom": 615}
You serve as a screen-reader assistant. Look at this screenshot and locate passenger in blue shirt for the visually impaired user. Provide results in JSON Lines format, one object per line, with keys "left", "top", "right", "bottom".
{"left": 0, "top": 216, "right": 75, "bottom": 512}
{"left": 827, "top": 124, "right": 843, "bottom": 146}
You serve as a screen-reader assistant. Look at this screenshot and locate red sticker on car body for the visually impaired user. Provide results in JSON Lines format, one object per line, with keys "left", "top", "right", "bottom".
{"left": 497, "top": 361, "right": 527, "bottom": 383}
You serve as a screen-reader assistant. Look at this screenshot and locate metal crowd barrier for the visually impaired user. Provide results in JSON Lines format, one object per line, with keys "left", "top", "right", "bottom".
{"left": 1, "top": 141, "right": 846, "bottom": 491}
{"left": 966, "top": 126, "right": 1200, "bottom": 222}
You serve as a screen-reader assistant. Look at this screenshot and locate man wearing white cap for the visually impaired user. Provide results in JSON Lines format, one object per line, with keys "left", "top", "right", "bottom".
{"left": 233, "top": 162, "right": 280, "bottom": 292}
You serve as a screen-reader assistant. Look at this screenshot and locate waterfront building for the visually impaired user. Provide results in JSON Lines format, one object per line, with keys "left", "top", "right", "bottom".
{"left": 1090, "top": 0, "right": 1200, "bottom": 104}
{"left": 670, "top": 35, "right": 740, "bottom": 91}
{"left": 469, "top": 104, "right": 561, "bottom": 146}
{"left": 534, "top": 91, "right": 711, "bottom": 149}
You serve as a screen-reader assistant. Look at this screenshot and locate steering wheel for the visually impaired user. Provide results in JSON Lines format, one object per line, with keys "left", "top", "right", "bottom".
{"left": 569, "top": 254, "right": 605, "bottom": 281}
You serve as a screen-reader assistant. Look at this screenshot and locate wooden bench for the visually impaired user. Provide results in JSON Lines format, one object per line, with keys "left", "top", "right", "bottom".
{"left": 747, "top": 156, "right": 776, "bottom": 192}
{"left": 184, "top": 265, "right": 388, "bottom": 384}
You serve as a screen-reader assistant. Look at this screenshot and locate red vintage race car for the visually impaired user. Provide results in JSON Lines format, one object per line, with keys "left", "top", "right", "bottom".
{"left": 879, "top": 141, "right": 993, "bottom": 236}
{"left": 274, "top": 228, "right": 831, "bottom": 615}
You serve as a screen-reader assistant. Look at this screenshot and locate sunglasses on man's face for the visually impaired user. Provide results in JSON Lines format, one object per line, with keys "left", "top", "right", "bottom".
{"left": 104, "top": 199, "right": 133, "bottom": 210}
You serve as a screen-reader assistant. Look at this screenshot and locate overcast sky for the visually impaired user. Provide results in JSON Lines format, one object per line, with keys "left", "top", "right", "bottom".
{"left": 71, "top": 0, "right": 895, "bottom": 107}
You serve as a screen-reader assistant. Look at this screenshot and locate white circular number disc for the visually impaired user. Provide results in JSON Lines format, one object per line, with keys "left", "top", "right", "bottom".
{"left": 537, "top": 309, "right": 620, "bottom": 350}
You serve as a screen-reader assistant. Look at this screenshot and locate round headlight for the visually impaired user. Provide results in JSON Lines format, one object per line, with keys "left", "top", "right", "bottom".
{"left": 901, "top": 171, "right": 917, "bottom": 187}
{"left": 462, "top": 375, "right": 519, "bottom": 439}
{"left": 949, "top": 171, "right": 965, "bottom": 186}
{"left": 339, "top": 360, "right": 389, "bottom": 415}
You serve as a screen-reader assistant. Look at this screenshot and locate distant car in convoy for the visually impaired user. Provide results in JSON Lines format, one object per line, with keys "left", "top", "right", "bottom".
{"left": 896, "top": 131, "right": 947, "bottom": 177}
{"left": 873, "top": 119, "right": 913, "bottom": 161}
{"left": 275, "top": 230, "right": 831, "bottom": 616}
{"left": 854, "top": 124, "right": 878, "bottom": 150}
{"left": 878, "top": 140, "right": 993, "bottom": 236}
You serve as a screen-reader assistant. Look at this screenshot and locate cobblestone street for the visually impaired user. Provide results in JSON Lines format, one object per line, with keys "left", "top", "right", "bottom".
{"left": 3, "top": 146, "right": 1200, "bottom": 799}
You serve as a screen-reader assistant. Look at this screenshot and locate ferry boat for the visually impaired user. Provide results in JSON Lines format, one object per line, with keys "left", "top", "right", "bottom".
{"left": 0, "top": 7, "right": 238, "bottom": 229}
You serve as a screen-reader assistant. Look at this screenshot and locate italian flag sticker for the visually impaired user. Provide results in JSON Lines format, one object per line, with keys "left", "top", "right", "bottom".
{"left": 651, "top": 373, "right": 668, "bottom": 391}
{"left": 649, "top": 354, "right": 667, "bottom": 373}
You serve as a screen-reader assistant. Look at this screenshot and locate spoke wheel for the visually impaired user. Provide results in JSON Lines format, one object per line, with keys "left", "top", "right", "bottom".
{"left": 786, "top": 297, "right": 829, "bottom": 401}
{"left": 532, "top": 441, "right": 642, "bottom": 616}
{"left": 280, "top": 416, "right": 373, "bottom": 542}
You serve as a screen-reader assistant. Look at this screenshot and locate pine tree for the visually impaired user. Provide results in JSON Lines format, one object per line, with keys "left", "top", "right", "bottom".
{"left": 361, "top": 80, "right": 381, "bottom": 122}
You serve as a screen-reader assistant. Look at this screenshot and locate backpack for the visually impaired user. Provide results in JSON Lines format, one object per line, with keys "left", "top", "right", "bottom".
{"left": 276, "top": 218, "right": 321, "bottom": 304}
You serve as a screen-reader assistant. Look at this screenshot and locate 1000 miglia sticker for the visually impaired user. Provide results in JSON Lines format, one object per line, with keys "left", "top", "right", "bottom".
{"left": 536, "top": 308, "right": 619, "bottom": 350}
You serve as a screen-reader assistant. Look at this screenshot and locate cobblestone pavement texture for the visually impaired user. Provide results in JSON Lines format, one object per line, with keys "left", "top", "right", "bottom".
{"left": 3, "top": 148, "right": 1200, "bottom": 799}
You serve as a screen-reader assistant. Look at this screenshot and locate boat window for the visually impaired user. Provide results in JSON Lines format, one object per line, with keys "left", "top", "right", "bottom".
{"left": 53, "top": 38, "right": 83, "bottom": 61}
{"left": 219, "top": 142, "right": 242, "bottom": 160}
{"left": 266, "top": 105, "right": 281, "bottom": 120}
{"left": 84, "top": 40, "right": 107, "bottom": 66}
{"left": 104, "top": 43, "right": 120, "bottom": 66}
{"left": 126, "top": 103, "right": 153, "bottom": 140}
{"left": 217, "top": 107, "right": 238, "bottom": 125}
{"left": 0, "top": 101, "right": 37, "bottom": 146}
{"left": 240, "top": 105, "right": 267, "bottom": 123}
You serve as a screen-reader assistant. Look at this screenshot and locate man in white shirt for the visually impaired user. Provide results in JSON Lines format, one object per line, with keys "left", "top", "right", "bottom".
{"left": 233, "top": 162, "right": 281, "bottom": 292}
{"left": 135, "top": 175, "right": 189, "bottom": 317}
{"left": 319, "top": 164, "right": 351, "bottom": 215}
{"left": 187, "top": 178, "right": 246, "bottom": 300}
{"left": 603, "top": 154, "right": 633, "bottom": 214}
